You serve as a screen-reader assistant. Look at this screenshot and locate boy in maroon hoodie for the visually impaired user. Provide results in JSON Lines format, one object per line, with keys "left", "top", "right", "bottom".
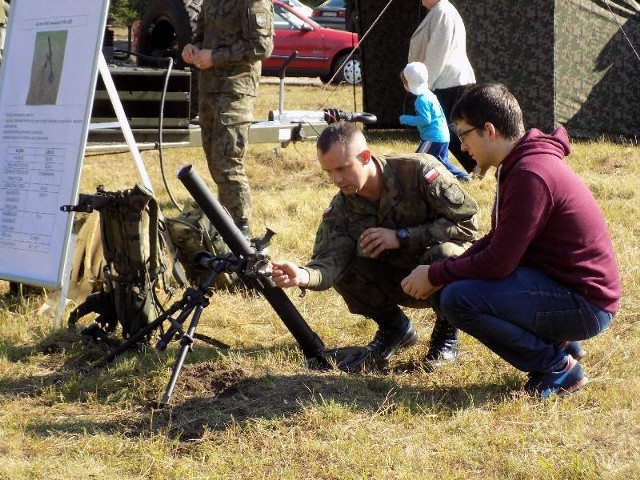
{"left": 401, "top": 83, "right": 621, "bottom": 398}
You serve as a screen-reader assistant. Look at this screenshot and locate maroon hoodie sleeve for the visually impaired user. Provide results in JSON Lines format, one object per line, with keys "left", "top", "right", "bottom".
{"left": 429, "top": 169, "right": 552, "bottom": 285}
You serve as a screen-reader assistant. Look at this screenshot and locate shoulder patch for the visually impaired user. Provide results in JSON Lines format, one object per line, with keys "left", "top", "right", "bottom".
{"left": 424, "top": 168, "right": 440, "bottom": 183}
{"left": 323, "top": 205, "right": 333, "bottom": 217}
{"left": 444, "top": 184, "right": 465, "bottom": 205}
{"left": 254, "top": 11, "right": 269, "bottom": 28}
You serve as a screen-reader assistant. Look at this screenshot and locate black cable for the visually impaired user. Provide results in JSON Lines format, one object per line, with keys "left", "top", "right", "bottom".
{"left": 113, "top": 50, "right": 183, "bottom": 212}
{"left": 157, "top": 56, "right": 183, "bottom": 212}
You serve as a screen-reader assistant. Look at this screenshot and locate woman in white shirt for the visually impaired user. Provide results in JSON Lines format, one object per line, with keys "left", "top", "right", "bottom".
{"left": 408, "top": 0, "right": 484, "bottom": 177}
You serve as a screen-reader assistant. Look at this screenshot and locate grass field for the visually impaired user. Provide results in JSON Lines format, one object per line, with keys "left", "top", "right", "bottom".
{"left": 1, "top": 81, "right": 639, "bottom": 479}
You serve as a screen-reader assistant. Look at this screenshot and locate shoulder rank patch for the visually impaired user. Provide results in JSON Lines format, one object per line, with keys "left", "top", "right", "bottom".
{"left": 323, "top": 205, "right": 333, "bottom": 217}
{"left": 424, "top": 168, "right": 440, "bottom": 183}
{"left": 255, "top": 11, "right": 268, "bottom": 28}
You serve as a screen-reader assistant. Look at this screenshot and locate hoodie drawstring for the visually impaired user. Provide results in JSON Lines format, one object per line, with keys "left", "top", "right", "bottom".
{"left": 494, "top": 164, "right": 503, "bottom": 227}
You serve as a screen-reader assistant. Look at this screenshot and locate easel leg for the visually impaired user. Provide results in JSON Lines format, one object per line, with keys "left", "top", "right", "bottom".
{"left": 54, "top": 233, "right": 76, "bottom": 329}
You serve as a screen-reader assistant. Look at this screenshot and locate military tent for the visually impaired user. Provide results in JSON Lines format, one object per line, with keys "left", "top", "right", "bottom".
{"left": 353, "top": 0, "right": 640, "bottom": 141}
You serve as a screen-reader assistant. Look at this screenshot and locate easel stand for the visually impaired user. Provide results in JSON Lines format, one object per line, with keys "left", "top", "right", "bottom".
{"left": 51, "top": 53, "right": 155, "bottom": 329}
{"left": 94, "top": 52, "right": 154, "bottom": 192}
{"left": 88, "top": 256, "right": 232, "bottom": 407}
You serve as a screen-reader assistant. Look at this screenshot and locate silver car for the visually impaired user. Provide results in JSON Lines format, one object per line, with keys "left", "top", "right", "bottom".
{"left": 311, "top": 0, "right": 346, "bottom": 31}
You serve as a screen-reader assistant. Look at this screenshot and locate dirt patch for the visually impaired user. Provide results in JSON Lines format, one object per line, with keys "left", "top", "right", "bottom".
{"left": 174, "top": 363, "right": 250, "bottom": 399}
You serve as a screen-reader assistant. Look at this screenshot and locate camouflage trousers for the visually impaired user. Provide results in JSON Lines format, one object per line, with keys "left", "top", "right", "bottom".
{"left": 0, "top": 25, "right": 5, "bottom": 63}
{"left": 333, "top": 241, "right": 469, "bottom": 319}
{"left": 199, "top": 90, "right": 254, "bottom": 225}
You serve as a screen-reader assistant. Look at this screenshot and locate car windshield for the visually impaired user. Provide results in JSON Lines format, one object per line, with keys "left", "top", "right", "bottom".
{"left": 274, "top": 4, "right": 306, "bottom": 29}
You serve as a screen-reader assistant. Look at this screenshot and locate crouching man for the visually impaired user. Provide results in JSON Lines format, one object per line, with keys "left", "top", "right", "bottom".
{"left": 402, "top": 84, "right": 621, "bottom": 397}
{"left": 271, "top": 121, "right": 478, "bottom": 370}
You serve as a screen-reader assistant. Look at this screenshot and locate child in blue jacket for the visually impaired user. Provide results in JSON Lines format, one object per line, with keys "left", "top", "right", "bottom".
{"left": 400, "top": 62, "right": 470, "bottom": 181}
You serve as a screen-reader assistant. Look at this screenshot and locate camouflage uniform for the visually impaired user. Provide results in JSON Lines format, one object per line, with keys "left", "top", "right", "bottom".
{"left": 193, "top": 0, "right": 274, "bottom": 227}
{"left": 303, "top": 154, "right": 478, "bottom": 318}
{"left": 0, "top": 2, "right": 7, "bottom": 64}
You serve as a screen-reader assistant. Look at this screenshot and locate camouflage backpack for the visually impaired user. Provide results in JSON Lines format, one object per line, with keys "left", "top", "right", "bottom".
{"left": 165, "top": 201, "right": 240, "bottom": 290}
{"left": 68, "top": 184, "right": 171, "bottom": 340}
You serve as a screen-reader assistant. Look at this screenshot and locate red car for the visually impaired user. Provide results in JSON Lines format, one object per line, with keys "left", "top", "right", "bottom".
{"left": 135, "top": 0, "right": 360, "bottom": 85}
{"left": 264, "top": 0, "right": 361, "bottom": 84}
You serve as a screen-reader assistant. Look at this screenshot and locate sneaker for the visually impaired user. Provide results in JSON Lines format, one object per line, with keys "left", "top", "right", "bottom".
{"left": 367, "top": 321, "right": 419, "bottom": 362}
{"left": 558, "top": 340, "right": 586, "bottom": 361}
{"left": 424, "top": 316, "right": 459, "bottom": 368}
{"left": 524, "top": 355, "right": 588, "bottom": 399}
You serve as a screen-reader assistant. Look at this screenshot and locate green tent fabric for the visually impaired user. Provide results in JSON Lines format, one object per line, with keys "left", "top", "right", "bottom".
{"left": 556, "top": 0, "right": 640, "bottom": 140}
{"left": 355, "top": 0, "right": 640, "bottom": 141}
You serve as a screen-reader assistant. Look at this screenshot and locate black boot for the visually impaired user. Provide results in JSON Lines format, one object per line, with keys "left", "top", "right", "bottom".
{"left": 333, "top": 309, "right": 419, "bottom": 373}
{"left": 367, "top": 309, "right": 419, "bottom": 362}
{"left": 425, "top": 315, "right": 458, "bottom": 368}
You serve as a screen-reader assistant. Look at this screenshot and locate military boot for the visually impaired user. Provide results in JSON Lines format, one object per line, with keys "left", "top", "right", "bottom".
{"left": 424, "top": 315, "right": 459, "bottom": 368}
{"left": 367, "top": 309, "right": 419, "bottom": 363}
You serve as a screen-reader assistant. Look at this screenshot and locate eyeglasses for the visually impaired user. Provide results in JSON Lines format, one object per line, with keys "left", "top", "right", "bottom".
{"left": 456, "top": 126, "right": 478, "bottom": 144}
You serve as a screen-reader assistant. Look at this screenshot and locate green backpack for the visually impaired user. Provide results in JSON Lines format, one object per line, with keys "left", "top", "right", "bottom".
{"left": 68, "top": 184, "right": 171, "bottom": 340}
{"left": 165, "top": 201, "right": 240, "bottom": 290}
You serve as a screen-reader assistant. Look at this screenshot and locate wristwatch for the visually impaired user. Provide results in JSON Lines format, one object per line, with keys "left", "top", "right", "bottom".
{"left": 396, "top": 228, "right": 410, "bottom": 247}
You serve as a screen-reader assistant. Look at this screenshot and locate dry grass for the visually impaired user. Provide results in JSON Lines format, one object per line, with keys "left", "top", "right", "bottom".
{"left": 1, "top": 81, "right": 639, "bottom": 479}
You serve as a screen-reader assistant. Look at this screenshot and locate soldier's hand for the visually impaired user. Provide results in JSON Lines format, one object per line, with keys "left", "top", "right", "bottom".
{"left": 360, "top": 227, "right": 399, "bottom": 258}
{"left": 193, "top": 49, "right": 213, "bottom": 70}
{"left": 182, "top": 44, "right": 198, "bottom": 64}
{"left": 401, "top": 265, "right": 441, "bottom": 299}
{"left": 270, "top": 261, "right": 310, "bottom": 288}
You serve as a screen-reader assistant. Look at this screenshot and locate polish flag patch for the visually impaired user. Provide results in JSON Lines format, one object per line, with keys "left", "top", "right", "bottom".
{"left": 424, "top": 168, "right": 440, "bottom": 183}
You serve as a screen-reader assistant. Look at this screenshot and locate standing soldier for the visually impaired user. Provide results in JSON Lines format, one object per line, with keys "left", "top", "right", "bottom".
{"left": 181, "top": 1, "right": 274, "bottom": 238}
{"left": 0, "top": 1, "right": 9, "bottom": 64}
{"left": 270, "top": 121, "right": 478, "bottom": 371}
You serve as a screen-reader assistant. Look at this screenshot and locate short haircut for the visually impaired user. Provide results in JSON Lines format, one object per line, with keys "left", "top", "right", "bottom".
{"left": 316, "top": 121, "right": 362, "bottom": 155}
{"left": 450, "top": 83, "right": 525, "bottom": 140}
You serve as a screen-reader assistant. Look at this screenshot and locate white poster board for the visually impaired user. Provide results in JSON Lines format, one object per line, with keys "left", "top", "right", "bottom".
{"left": 0, "top": 0, "right": 109, "bottom": 288}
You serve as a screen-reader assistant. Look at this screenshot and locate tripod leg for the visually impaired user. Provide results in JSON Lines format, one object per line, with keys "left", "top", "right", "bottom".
{"left": 88, "top": 297, "right": 189, "bottom": 371}
{"left": 155, "top": 303, "right": 198, "bottom": 351}
{"left": 158, "top": 303, "right": 205, "bottom": 407}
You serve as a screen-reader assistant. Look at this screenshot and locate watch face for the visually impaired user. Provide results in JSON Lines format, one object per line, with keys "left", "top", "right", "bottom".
{"left": 397, "top": 228, "right": 410, "bottom": 246}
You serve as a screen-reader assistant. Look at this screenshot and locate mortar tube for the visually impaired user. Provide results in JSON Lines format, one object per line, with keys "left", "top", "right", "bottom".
{"left": 176, "top": 165, "right": 328, "bottom": 365}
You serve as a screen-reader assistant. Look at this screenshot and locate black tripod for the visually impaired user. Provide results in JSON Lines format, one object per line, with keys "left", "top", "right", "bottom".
{"left": 88, "top": 254, "right": 234, "bottom": 407}
{"left": 84, "top": 165, "right": 332, "bottom": 407}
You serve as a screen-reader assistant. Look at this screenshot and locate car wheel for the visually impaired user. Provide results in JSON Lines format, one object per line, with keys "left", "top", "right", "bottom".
{"left": 331, "top": 52, "right": 362, "bottom": 85}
